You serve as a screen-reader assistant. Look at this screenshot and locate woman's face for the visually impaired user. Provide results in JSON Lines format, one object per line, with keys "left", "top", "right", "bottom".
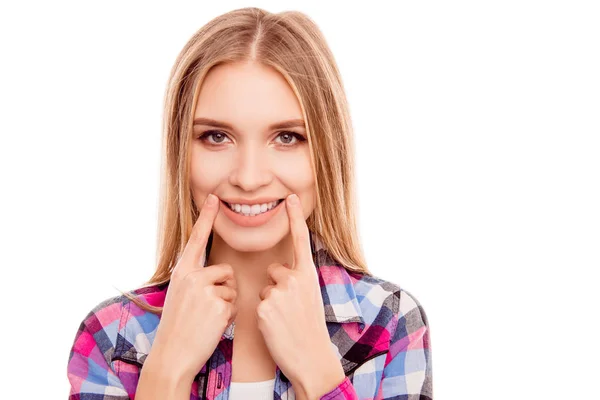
{"left": 190, "top": 61, "right": 316, "bottom": 252}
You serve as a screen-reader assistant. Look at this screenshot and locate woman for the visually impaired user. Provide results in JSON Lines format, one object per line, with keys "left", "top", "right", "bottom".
{"left": 66, "top": 7, "right": 432, "bottom": 400}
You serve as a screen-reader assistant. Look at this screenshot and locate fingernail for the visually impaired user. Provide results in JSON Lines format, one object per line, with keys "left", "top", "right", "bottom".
{"left": 288, "top": 194, "right": 299, "bottom": 205}
{"left": 207, "top": 194, "right": 217, "bottom": 205}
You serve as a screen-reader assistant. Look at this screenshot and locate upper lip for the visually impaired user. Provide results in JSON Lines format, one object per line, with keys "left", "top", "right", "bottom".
{"left": 220, "top": 197, "right": 285, "bottom": 206}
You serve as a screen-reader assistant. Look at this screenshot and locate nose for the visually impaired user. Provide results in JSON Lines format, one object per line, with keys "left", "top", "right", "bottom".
{"left": 228, "top": 143, "right": 272, "bottom": 191}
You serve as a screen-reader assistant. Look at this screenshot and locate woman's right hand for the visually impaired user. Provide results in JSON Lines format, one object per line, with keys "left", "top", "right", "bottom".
{"left": 149, "top": 193, "right": 238, "bottom": 383}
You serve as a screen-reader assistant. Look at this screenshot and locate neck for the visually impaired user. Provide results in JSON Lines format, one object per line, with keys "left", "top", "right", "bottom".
{"left": 206, "top": 232, "right": 295, "bottom": 295}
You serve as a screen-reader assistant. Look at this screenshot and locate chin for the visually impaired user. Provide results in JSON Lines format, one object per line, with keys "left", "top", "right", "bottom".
{"left": 213, "top": 219, "right": 290, "bottom": 253}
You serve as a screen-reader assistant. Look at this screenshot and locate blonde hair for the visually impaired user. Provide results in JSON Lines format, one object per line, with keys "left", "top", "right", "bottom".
{"left": 120, "top": 7, "right": 372, "bottom": 314}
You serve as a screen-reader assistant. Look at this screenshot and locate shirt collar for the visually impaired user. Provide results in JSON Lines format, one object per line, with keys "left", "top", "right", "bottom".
{"left": 308, "top": 230, "right": 365, "bottom": 328}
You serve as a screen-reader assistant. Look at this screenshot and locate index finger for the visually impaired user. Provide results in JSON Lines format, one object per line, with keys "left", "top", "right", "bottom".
{"left": 220, "top": 273, "right": 237, "bottom": 291}
{"left": 177, "top": 193, "right": 220, "bottom": 274}
{"left": 285, "top": 194, "right": 312, "bottom": 270}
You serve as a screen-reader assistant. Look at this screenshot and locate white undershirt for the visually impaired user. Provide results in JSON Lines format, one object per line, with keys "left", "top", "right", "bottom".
{"left": 228, "top": 378, "right": 276, "bottom": 400}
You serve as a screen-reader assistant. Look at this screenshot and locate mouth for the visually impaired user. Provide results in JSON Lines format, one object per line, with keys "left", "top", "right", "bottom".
{"left": 221, "top": 198, "right": 285, "bottom": 217}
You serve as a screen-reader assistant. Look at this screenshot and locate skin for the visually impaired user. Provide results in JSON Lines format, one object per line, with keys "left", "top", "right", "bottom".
{"left": 257, "top": 194, "right": 347, "bottom": 398}
{"left": 190, "top": 60, "right": 316, "bottom": 296}
{"left": 189, "top": 61, "right": 345, "bottom": 398}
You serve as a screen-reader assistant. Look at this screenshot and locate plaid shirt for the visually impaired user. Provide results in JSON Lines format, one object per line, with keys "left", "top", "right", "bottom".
{"left": 67, "top": 231, "right": 433, "bottom": 399}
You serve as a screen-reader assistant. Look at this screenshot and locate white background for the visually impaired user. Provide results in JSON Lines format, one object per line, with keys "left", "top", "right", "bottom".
{"left": 1, "top": 1, "right": 598, "bottom": 398}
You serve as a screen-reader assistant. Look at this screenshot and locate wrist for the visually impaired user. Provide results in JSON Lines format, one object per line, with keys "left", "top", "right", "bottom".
{"left": 145, "top": 344, "right": 196, "bottom": 384}
{"left": 147, "top": 337, "right": 198, "bottom": 383}
{"left": 293, "top": 357, "right": 345, "bottom": 399}
{"left": 138, "top": 351, "right": 195, "bottom": 399}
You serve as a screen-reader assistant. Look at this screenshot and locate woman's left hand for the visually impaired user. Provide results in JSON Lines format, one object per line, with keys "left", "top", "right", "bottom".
{"left": 257, "top": 194, "right": 345, "bottom": 397}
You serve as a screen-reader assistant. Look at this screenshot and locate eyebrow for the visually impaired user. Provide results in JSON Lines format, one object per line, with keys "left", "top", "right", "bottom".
{"left": 193, "top": 117, "right": 306, "bottom": 131}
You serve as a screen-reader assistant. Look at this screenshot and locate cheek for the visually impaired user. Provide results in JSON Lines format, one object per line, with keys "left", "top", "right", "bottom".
{"left": 274, "top": 154, "right": 314, "bottom": 192}
{"left": 274, "top": 154, "right": 316, "bottom": 217}
{"left": 190, "top": 149, "right": 227, "bottom": 191}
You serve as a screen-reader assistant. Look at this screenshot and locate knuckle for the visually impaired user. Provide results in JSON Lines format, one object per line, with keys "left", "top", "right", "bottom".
{"left": 222, "top": 263, "right": 234, "bottom": 275}
{"left": 203, "top": 284, "right": 215, "bottom": 297}
{"left": 184, "top": 270, "right": 199, "bottom": 284}
{"left": 287, "top": 274, "right": 298, "bottom": 287}
{"left": 189, "top": 227, "right": 206, "bottom": 244}
{"left": 256, "top": 302, "right": 265, "bottom": 317}
{"left": 256, "top": 301, "right": 270, "bottom": 319}
{"left": 173, "top": 268, "right": 191, "bottom": 283}
{"left": 221, "top": 286, "right": 231, "bottom": 299}
{"left": 270, "top": 287, "right": 280, "bottom": 298}
{"left": 214, "top": 298, "right": 227, "bottom": 314}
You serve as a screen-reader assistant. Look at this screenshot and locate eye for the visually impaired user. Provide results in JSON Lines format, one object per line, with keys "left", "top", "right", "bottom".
{"left": 196, "top": 130, "right": 307, "bottom": 147}
{"left": 274, "top": 131, "right": 307, "bottom": 147}
{"left": 197, "top": 130, "right": 232, "bottom": 145}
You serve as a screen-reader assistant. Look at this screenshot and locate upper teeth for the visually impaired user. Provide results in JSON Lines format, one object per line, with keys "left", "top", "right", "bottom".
{"left": 228, "top": 200, "right": 281, "bottom": 216}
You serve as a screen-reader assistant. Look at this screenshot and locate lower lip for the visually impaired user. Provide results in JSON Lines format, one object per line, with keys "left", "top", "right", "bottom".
{"left": 221, "top": 200, "right": 284, "bottom": 227}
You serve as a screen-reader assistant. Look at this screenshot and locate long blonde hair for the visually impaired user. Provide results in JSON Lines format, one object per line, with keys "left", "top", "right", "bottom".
{"left": 121, "top": 7, "right": 371, "bottom": 314}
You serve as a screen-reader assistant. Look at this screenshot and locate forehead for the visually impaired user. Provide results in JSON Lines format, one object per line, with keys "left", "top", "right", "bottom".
{"left": 194, "top": 62, "right": 303, "bottom": 128}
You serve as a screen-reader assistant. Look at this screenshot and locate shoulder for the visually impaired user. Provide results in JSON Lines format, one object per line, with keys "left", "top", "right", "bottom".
{"left": 351, "top": 271, "right": 429, "bottom": 319}
{"left": 71, "top": 283, "right": 167, "bottom": 355}
{"left": 80, "top": 283, "right": 166, "bottom": 323}
{"left": 67, "top": 286, "right": 165, "bottom": 398}
{"left": 75, "top": 292, "right": 127, "bottom": 343}
{"left": 350, "top": 271, "right": 430, "bottom": 347}
{"left": 357, "top": 274, "right": 431, "bottom": 378}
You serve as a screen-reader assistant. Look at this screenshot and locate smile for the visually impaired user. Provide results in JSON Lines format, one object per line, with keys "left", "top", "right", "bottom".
{"left": 220, "top": 198, "right": 285, "bottom": 227}
{"left": 224, "top": 199, "right": 284, "bottom": 216}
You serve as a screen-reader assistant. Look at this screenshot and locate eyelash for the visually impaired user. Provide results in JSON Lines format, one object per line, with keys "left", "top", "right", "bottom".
{"left": 197, "top": 130, "right": 307, "bottom": 147}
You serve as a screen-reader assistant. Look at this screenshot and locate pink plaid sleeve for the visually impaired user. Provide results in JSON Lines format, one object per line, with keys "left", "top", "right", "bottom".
{"left": 319, "top": 376, "right": 359, "bottom": 399}
{"left": 318, "top": 289, "right": 433, "bottom": 400}
{"left": 377, "top": 289, "right": 432, "bottom": 399}
{"left": 67, "top": 299, "right": 130, "bottom": 399}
